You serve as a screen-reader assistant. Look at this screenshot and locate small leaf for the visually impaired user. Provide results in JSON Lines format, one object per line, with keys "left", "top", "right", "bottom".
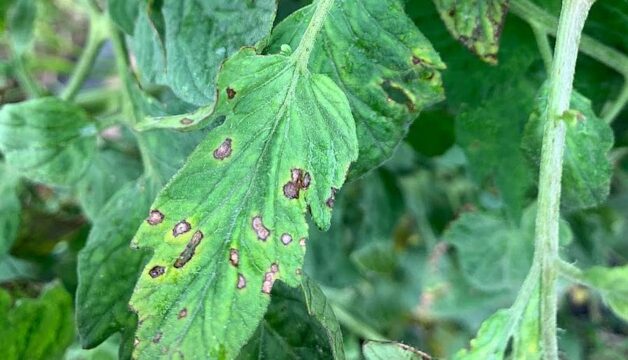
{"left": 522, "top": 87, "right": 614, "bottom": 210}
{"left": 0, "top": 97, "right": 97, "bottom": 186}
{"left": 453, "top": 309, "right": 512, "bottom": 359}
{"left": 132, "top": 0, "right": 278, "bottom": 106}
{"left": 129, "top": 47, "right": 358, "bottom": 358}
{"left": 238, "top": 277, "right": 344, "bottom": 360}
{"left": 0, "top": 283, "right": 74, "bottom": 360}
{"left": 432, "top": 0, "right": 509, "bottom": 64}
{"left": 363, "top": 341, "right": 431, "bottom": 360}
{"left": 581, "top": 265, "right": 628, "bottom": 322}
{"left": 269, "top": 0, "right": 445, "bottom": 178}
{"left": 0, "top": 163, "right": 20, "bottom": 256}
{"left": 445, "top": 205, "right": 571, "bottom": 292}
{"left": 76, "top": 178, "right": 157, "bottom": 349}
{"left": 76, "top": 149, "right": 142, "bottom": 220}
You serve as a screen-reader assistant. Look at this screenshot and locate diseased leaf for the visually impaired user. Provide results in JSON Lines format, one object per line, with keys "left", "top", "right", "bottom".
{"left": 363, "top": 341, "right": 431, "bottom": 360}
{"left": 445, "top": 205, "right": 571, "bottom": 292}
{"left": 129, "top": 46, "right": 358, "bottom": 358}
{"left": 0, "top": 163, "right": 20, "bottom": 255}
{"left": 76, "top": 178, "right": 157, "bottom": 349}
{"left": 269, "top": 0, "right": 444, "bottom": 178}
{"left": 0, "top": 97, "right": 97, "bottom": 185}
{"left": 582, "top": 265, "right": 628, "bottom": 322}
{"left": 238, "top": 277, "right": 344, "bottom": 360}
{"left": 432, "top": 0, "right": 509, "bottom": 64}
{"left": 0, "top": 283, "right": 74, "bottom": 360}
{"left": 76, "top": 149, "right": 142, "bottom": 220}
{"left": 522, "top": 88, "right": 614, "bottom": 210}
{"left": 132, "top": 0, "right": 277, "bottom": 106}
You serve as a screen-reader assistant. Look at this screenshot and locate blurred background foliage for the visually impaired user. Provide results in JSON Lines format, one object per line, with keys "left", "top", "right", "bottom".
{"left": 0, "top": 0, "right": 626, "bottom": 359}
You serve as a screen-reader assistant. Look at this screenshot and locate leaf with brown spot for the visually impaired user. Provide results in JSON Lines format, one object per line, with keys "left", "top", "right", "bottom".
{"left": 432, "top": 0, "right": 509, "bottom": 64}
{"left": 129, "top": 31, "right": 358, "bottom": 360}
{"left": 268, "top": 0, "right": 444, "bottom": 178}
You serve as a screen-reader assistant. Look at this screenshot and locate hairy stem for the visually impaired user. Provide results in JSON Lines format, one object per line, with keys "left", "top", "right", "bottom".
{"left": 532, "top": 0, "right": 594, "bottom": 358}
{"left": 60, "top": 9, "right": 107, "bottom": 101}
{"left": 293, "top": 0, "right": 335, "bottom": 71}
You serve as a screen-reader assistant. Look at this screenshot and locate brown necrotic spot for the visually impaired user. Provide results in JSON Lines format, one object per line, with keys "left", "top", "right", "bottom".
{"left": 173, "top": 230, "right": 203, "bottom": 268}
{"left": 226, "top": 87, "right": 236, "bottom": 99}
{"left": 282, "top": 168, "right": 311, "bottom": 199}
{"left": 180, "top": 117, "right": 193, "bottom": 125}
{"left": 178, "top": 308, "right": 188, "bottom": 319}
{"left": 262, "top": 264, "right": 279, "bottom": 294}
{"left": 147, "top": 210, "right": 164, "bottom": 225}
{"left": 252, "top": 216, "right": 270, "bottom": 240}
{"left": 229, "top": 248, "right": 239, "bottom": 267}
{"left": 149, "top": 265, "right": 165, "bottom": 278}
{"left": 172, "top": 220, "right": 191, "bottom": 237}
{"left": 213, "top": 138, "right": 232, "bottom": 160}
{"left": 280, "top": 233, "right": 292, "bottom": 245}
{"left": 237, "top": 273, "right": 246, "bottom": 289}
{"left": 152, "top": 332, "right": 163, "bottom": 344}
{"left": 326, "top": 187, "right": 338, "bottom": 208}
{"left": 412, "top": 56, "right": 422, "bottom": 65}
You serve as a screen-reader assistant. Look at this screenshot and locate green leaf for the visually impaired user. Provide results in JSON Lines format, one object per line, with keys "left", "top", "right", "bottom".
{"left": 432, "top": 0, "right": 509, "bottom": 64}
{"left": 445, "top": 205, "right": 571, "bottom": 292}
{"left": 522, "top": 88, "right": 614, "bottom": 210}
{"left": 76, "top": 149, "right": 142, "bottom": 220}
{"left": 512, "top": 286, "right": 541, "bottom": 360}
{"left": 129, "top": 46, "right": 358, "bottom": 358}
{"left": 0, "top": 97, "right": 97, "bottom": 186}
{"left": 0, "top": 163, "right": 20, "bottom": 255}
{"left": 108, "top": 0, "right": 139, "bottom": 35}
{"left": 238, "top": 277, "right": 344, "bottom": 360}
{"left": 7, "top": 0, "right": 36, "bottom": 55}
{"left": 453, "top": 309, "right": 512, "bottom": 359}
{"left": 363, "top": 341, "right": 431, "bottom": 360}
{"left": 268, "top": 0, "right": 445, "bottom": 178}
{"left": 0, "top": 255, "right": 38, "bottom": 282}
{"left": 132, "top": 0, "right": 277, "bottom": 106}
{"left": 0, "top": 283, "right": 74, "bottom": 360}
{"left": 76, "top": 178, "right": 157, "bottom": 349}
{"left": 581, "top": 265, "right": 628, "bottom": 322}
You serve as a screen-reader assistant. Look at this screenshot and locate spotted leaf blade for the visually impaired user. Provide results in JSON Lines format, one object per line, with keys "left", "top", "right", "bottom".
{"left": 129, "top": 48, "right": 358, "bottom": 359}
{"left": 432, "top": 0, "right": 509, "bottom": 64}
{"left": 268, "top": 0, "right": 445, "bottom": 179}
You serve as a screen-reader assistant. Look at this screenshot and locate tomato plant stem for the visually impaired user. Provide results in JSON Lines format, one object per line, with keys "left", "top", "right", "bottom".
{"left": 532, "top": 0, "right": 594, "bottom": 358}
{"left": 60, "top": 3, "right": 107, "bottom": 101}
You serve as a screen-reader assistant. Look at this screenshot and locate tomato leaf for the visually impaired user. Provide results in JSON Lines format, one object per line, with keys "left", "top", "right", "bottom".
{"left": 132, "top": 0, "right": 277, "bottom": 106}
{"left": 0, "top": 283, "right": 74, "bottom": 360}
{"left": 0, "top": 97, "right": 97, "bottom": 186}
{"left": 268, "top": 0, "right": 445, "bottom": 178}
{"left": 129, "top": 44, "right": 358, "bottom": 358}
{"left": 522, "top": 88, "right": 614, "bottom": 210}
{"left": 581, "top": 265, "right": 628, "bottom": 322}
{"left": 238, "top": 277, "right": 344, "bottom": 359}
{"left": 432, "top": 0, "right": 509, "bottom": 64}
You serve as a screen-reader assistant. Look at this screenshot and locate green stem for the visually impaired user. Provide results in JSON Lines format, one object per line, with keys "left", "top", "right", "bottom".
{"left": 60, "top": 11, "right": 107, "bottom": 101}
{"left": 531, "top": 24, "right": 553, "bottom": 72}
{"left": 556, "top": 260, "right": 587, "bottom": 285}
{"left": 13, "top": 55, "right": 43, "bottom": 98}
{"left": 292, "top": 0, "right": 335, "bottom": 72}
{"left": 601, "top": 81, "right": 628, "bottom": 123}
{"left": 531, "top": 0, "right": 594, "bottom": 358}
{"left": 330, "top": 304, "right": 388, "bottom": 341}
